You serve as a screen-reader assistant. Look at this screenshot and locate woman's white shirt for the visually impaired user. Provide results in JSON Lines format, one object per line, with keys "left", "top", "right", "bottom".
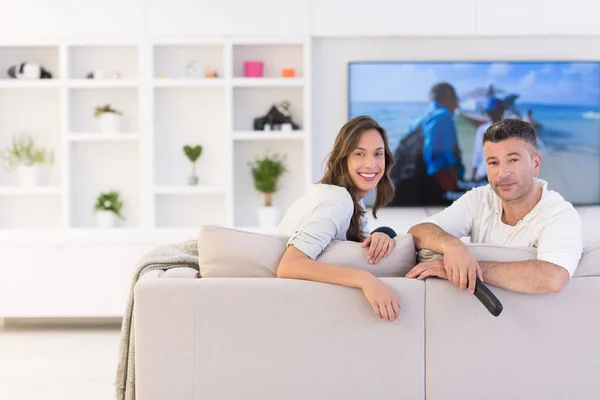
{"left": 276, "top": 184, "right": 369, "bottom": 259}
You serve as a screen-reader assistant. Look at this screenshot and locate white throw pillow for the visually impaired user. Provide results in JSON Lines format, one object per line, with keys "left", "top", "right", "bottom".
{"left": 197, "top": 225, "right": 417, "bottom": 278}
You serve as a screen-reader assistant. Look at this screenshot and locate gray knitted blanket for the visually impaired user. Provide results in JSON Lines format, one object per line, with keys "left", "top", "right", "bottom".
{"left": 115, "top": 239, "right": 199, "bottom": 400}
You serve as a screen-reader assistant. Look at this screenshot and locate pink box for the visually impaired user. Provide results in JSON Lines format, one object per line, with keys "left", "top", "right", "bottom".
{"left": 244, "top": 61, "right": 264, "bottom": 77}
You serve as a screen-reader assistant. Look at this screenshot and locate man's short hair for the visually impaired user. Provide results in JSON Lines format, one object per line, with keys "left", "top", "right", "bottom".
{"left": 483, "top": 118, "right": 538, "bottom": 151}
{"left": 429, "top": 82, "right": 456, "bottom": 102}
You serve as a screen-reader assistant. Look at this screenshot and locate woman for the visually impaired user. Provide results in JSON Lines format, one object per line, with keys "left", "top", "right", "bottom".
{"left": 276, "top": 115, "right": 401, "bottom": 321}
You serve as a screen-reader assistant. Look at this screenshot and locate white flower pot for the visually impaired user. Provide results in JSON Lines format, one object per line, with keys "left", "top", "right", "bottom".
{"left": 96, "top": 210, "right": 117, "bottom": 229}
{"left": 99, "top": 113, "right": 120, "bottom": 133}
{"left": 258, "top": 206, "right": 280, "bottom": 229}
{"left": 18, "top": 165, "right": 40, "bottom": 187}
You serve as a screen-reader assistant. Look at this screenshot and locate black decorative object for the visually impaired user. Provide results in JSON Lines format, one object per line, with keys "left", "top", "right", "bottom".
{"left": 253, "top": 101, "right": 301, "bottom": 131}
{"left": 7, "top": 62, "right": 52, "bottom": 79}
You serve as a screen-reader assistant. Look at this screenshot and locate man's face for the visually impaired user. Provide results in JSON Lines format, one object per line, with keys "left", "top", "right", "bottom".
{"left": 483, "top": 138, "right": 541, "bottom": 203}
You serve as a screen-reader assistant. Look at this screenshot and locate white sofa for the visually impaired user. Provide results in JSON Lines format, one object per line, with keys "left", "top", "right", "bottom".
{"left": 133, "top": 241, "right": 600, "bottom": 400}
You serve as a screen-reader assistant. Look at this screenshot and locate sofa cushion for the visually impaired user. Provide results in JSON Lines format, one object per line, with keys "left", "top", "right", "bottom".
{"left": 575, "top": 244, "right": 600, "bottom": 277}
{"left": 197, "top": 225, "right": 417, "bottom": 278}
{"left": 317, "top": 234, "right": 416, "bottom": 277}
{"left": 197, "top": 225, "right": 288, "bottom": 278}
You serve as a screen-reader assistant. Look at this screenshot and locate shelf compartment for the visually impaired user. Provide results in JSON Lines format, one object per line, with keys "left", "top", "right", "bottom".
{"left": 232, "top": 44, "right": 303, "bottom": 79}
{"left": 0, "top": 45, "right": 60, "bottom": 80}
{"left": 68, "top": 45, "right": 139, "bottom": 80}
{"left": 153, "top": 44, "right": 225, "bottom": 79}
{"left": 233, "top": 87, "right": 304, "bottom": 131}
{"left": 69, "top": 142, "right": 140, "bottom": 228}
{"left": 153, "top": 86, "right": 227, "bottom": 188}
{"left": 68, "top": 88, "right": 139, "bottom": 133}
{"left": 233, "top": 140, "right": 305, "bottom": 227}
{"left": 0, "top": 88, "right": 61, "bottom": 187}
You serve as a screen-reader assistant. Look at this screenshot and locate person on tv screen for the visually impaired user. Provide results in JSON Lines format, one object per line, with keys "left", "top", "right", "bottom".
{"left": 471, "top": 97, "right": 505, "bottom": 182}
{"left": 405, "top": 119, "right": 583, "bottom": 295}
{"left": 276, "top": 116, "right": 402, "bottom": 321}
{"left": 414, "top": 82, "right": 465, "bottom": 204}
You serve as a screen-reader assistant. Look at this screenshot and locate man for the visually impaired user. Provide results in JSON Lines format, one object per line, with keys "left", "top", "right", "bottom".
{"left": 406, "top": 119, "right": 582, "bottom": 295}
{"left": 414, "top": 82, "right": 464, "bottom": 202}
{"left": 471, "top": 96, "right": 505, "bottom": 182}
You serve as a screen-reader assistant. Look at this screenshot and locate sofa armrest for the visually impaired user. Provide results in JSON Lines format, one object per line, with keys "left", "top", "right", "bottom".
{"left": 134, "top": 268, "right": 197, "bottom": 400}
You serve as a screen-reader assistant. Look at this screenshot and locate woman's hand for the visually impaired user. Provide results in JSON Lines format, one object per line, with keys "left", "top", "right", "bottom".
{"left": 361, "top": 232, "right": 395, "bottom": 264}
{"left": 360, "top": 275, "right": 401, "bottom": 321}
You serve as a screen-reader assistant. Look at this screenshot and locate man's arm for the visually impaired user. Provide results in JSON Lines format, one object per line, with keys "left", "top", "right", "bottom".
{"left": 479, "top": 260, "right": 570, "bottom": 294}
{"left": 408, "top": 222, "right": 464, "bottom": 253}
{"left": 409, "top": 189, "right": 482, "bottom": 292}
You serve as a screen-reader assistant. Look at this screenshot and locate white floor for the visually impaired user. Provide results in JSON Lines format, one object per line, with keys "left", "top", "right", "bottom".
{"left": 0, "top": 324, "right": 121, "bottom": 400}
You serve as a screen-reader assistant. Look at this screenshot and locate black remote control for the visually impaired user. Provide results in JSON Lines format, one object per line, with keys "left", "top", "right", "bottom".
{"left": 473, "top": 278, "right": 503, "bottom": 317}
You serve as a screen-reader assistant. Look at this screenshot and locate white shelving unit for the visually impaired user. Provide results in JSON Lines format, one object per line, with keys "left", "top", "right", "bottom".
{"left": 0, "top": 38, "right": 312, "bottom": 233}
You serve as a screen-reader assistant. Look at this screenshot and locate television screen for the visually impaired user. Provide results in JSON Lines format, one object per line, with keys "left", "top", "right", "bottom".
{"left": 348, "top": 61, "right": 600, "bottom": 207}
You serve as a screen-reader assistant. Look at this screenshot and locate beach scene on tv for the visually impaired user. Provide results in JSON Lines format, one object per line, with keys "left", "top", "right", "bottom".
{"left": 349, "top": 61, "right": 600, "bottom": 207}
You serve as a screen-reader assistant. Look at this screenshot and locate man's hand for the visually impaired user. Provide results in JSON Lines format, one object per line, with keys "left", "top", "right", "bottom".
{"left": 442, "top": 242, "right": 483, "bottom": 294}
{"left": 406, "top": 260, "right": 449, "bottom": 280}
{"left": 361, "top": 232, "right": 395, "bottom": 265}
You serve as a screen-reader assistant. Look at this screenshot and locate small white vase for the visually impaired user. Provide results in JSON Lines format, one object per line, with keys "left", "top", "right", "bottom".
{"left": 258, "top": 206, "right": 280, "bottom": 229}
{"left": 18, "top": 165, "right": 40, "bottom": 187}
{"left": 99, "top": 113, "right": 120, "bottom": 133}
{"left": 96, "top": 210, "right": 117, "bottom": 229}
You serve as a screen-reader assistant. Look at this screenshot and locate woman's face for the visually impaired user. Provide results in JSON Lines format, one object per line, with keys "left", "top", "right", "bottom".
{"left": 346, "top": 129, "right": 386, "bottom": 198}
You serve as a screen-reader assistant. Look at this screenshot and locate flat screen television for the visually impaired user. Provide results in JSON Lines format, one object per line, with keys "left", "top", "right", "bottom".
{"left": 348, "top": 61, "right": 600, "bottom": 207}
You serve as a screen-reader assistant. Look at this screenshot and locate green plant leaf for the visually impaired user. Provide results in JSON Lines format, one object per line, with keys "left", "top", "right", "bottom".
{"left": 94, "top": 104, "right": 123, "bottom": 118}
{"left": 0, "top": 132, "right": 54, "bottom": 171}
{"left": 248, "top": 153, "right": 286, "bottom": 194}
{"left": 183, "top": 145, "right": 203, "bottom": 163}
{"left": 94, "top": 190, "right": 125, "bottom": 219}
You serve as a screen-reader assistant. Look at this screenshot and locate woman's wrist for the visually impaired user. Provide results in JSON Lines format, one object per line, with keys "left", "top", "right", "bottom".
{"left": 371, "top": 226, "right": 397, "bottom": 238}
{"left": 356, "top": 270, "right": 376, "bottom": 289}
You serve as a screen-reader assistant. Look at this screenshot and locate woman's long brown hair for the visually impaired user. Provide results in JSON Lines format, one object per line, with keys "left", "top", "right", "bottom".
{"left": 319, "top": 116, "right": 395, "bottom": 242}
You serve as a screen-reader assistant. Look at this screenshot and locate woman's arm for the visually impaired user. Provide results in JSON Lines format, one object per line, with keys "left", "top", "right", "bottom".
{"left": 277, "top": 245, "right": 373, "bottom": 288}
{"left": 277, "top": 245, "right": 401, "bottom": 321}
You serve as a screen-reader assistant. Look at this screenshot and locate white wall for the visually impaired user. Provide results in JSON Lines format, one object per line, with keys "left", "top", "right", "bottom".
{"left": 312, "top": 37, "right": 600, "bottom": 238}
{"left": 2, "top": 0, "right": 600, "bottom": 40}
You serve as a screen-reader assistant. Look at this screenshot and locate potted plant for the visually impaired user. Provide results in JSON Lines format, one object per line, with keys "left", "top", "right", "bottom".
{"left": 183, "top": 144, "right": 203, "bottom": 185}
{"left": 94, "top": 190, "right": 125, "bottom": 228}
{"left": 0, "top": 132, "right": 54, "bottom": 187}
{"left": 94, "top": 104, "right": 123, "bottom": 133}
{"left": 248, "top": 153, "right": 286, "bottom": 228}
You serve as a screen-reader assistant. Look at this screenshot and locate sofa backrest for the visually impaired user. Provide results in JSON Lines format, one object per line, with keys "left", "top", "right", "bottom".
{"left": 424, "top": 275, "right": 600, "bottom": 400}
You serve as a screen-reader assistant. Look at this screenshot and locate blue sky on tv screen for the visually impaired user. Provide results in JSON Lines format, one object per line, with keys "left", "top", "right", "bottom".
{"left": 349, "top": 62, "right": 600, "bottom": 107}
